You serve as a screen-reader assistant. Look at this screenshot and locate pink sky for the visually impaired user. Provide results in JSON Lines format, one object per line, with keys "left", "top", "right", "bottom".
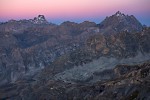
{"left": 0, "top": 0, "right": 150, "bottom": 25}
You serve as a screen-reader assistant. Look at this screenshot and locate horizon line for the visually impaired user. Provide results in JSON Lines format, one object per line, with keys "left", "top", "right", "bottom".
{"left": 0, "top": 12, "right": 150, "bottom": 26}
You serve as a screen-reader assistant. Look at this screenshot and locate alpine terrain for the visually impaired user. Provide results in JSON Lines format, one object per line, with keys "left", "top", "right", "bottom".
{"left": 0, "top": 11, "right": 150, "bottom": 100}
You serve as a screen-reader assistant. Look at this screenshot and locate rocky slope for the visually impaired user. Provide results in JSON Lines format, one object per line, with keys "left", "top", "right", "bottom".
{"left": 0, "top": 11, "right": 150, "bottom": 99}
{"left": 0, "top": 61, "right": 150, "bottom": 100}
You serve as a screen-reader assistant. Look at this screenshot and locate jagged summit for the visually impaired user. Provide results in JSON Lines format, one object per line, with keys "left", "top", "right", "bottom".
{"left": 31, "top": 15, "right": 48, "bottom": 24}
{"left": 115, "top": 11, "right": 125, "bottom": 17}
{"left": 99, "top": 11, "right": 143, "bottom": 34}
{"left": 34, "top": 15, "right": 45, "bottom": 21}
{"left": 5, "top": 15, "right": 49, "bottom": 25}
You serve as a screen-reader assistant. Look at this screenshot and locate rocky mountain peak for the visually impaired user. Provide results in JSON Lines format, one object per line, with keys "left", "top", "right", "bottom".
{"left": 99, "top": 11, "right": 143, "bottom": 34}
{"left": 32, "top": 15, "right": 48, "bottom": 24}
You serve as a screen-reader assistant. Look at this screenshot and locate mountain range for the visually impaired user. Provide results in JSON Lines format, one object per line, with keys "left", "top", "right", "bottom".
{"left": 0, "top": 11, "right": 150, "bottom": 100}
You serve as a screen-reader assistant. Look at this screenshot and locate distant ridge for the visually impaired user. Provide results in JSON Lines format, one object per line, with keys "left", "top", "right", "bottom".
{"left": 1, "top": 11, "right": 144, "bottom": 34}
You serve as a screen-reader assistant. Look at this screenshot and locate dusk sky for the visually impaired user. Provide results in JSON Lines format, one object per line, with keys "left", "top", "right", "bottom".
{"left": 0, "top": 0, "right": 150, "bottom": 25}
